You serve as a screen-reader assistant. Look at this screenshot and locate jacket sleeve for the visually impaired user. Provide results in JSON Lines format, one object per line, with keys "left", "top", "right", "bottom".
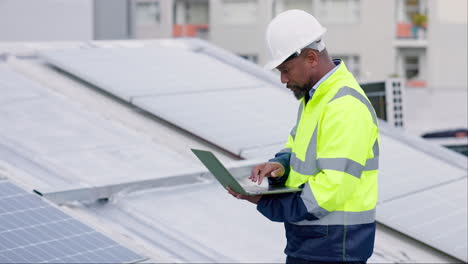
{"left": 267, "top": 127, "right": 295, "bottom": 186}
{"left": 256, "top": 189, "right": 318, "bottom": 222}
{"left": 267, "top": 151, "right": 291, "bottom": 186}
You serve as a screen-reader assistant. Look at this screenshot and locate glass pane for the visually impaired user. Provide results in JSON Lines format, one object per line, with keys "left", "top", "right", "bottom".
{"left": 222, "top": 0, "right": 258, "bottom": 25}
{"left": 187, "top": 1, "right": 209, "bottom": 24}
{"left": 319, "top": 0, "right": 360, "bottom": 23}
{"left": 274, "top": 0, "right": 313, "bottom": 15}
{"left": 406, "top": 69, "right": 419, "bottom": 79}
{"left": 405, "top": 56, "right": 419, "bottom": 65}
{"left": 136, "top": 1, "right": 161, "bottom": 25}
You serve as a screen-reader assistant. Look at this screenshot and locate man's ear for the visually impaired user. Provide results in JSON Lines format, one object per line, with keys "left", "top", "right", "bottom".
{"left": 304, "top": 49, "right": 319, "bottom": 67}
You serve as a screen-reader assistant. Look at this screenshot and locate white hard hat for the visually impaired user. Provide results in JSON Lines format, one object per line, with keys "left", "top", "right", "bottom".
{"left": 264, "top": 9, "right": 327, "bottom": 70}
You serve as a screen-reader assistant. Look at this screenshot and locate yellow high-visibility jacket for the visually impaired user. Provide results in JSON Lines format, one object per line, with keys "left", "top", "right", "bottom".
{"left": 257, "top": 61, "right": 379, "bottom": 262}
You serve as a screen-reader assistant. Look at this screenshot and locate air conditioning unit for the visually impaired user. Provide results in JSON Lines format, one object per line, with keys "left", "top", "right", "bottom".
{"left": 361, "top": 78, "right": 405, "bottom": 128}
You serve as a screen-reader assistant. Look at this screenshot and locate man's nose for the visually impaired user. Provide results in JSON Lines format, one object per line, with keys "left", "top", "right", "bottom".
{"left": 280, "top": 72, "right": 289, "bottom": 84}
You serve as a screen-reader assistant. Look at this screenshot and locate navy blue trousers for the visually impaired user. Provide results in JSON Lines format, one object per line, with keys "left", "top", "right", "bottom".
{"left": 286, "top": 256, "right": 366, "bottom": 264}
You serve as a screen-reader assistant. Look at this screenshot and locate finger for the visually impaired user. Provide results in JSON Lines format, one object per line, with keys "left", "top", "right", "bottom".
{"left": 249, "top": 167, "right": 257, "bottom": 181}
{"left": 258, "top": 164, "right": 274, "bottom": 185}
{"left": 251, "top": 164, "right": 264, "bottom": 182}
{"left": 250, "top": 164, "right": 264, "bottom": 182}
{"left": 229, "top": 188, "right": 244, "bottom": 200}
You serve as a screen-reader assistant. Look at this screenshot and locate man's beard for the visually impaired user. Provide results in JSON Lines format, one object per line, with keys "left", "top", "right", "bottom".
{"left": 288, "top": 84, "right": 311, "bottom": 100}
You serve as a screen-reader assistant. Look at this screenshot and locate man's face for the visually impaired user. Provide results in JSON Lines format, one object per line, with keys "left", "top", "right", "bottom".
{"left": 276, "top": 54, "right": 313, "bottom": 100}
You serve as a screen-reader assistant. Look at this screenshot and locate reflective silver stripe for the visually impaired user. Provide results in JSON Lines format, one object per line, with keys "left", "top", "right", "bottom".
{"left": 290, "top": 126, "right": 297, "bottom": 139}
{"left": 291, "top": 103, "right": 304, "bottom": 140}
{"left": 290, "top": 86, "right": 379, "bottom": 175}
{"left": 372, "top": 138, "right": 379, "bottom": 156}
{"left": 363, "top": 140, "right": 379, "bottom": 171}
{"left": 296, "top": 102, "right": 304, "bottom": 124}
{"left": 364, "top": 157, "right": 378, "bottom": 171}
{"left": 290, "top": 127, "right": 319, "bottom": 175}
{"left": 291, "top": 209, "right": 376, "bottom": 226}
{"left": 317, "top": 158, "right": 365, "bottom": 178}
{"left": 330, "top": 86, "right": 378, "bottom": 126}
{"left": 317, "top": 139, "right": 380, "bottom": 177}
{"left": 300, "top": 182, "right": 329, "bottom": 218}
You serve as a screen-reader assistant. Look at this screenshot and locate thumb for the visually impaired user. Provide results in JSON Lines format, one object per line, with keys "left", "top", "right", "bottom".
{"left": 271, "top": 167, "right": 284, "bottom": 177}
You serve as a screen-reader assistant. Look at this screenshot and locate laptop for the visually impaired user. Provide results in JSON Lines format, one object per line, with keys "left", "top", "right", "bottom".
{"left": 191, "top": 149, "right": 302, "bottom": 196}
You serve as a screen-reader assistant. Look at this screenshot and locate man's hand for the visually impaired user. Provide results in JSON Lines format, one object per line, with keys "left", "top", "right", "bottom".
{"left": 249, "top": 162, "right": 285, "bottom": 185}
{"left": 227, "top": 187, "right": 262, "bottom": 204}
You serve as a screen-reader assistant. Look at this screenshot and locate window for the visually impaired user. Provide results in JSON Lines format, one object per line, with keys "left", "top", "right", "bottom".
{"left": 318, "top": 0, "right": 360, "bottom": 24}
{"left": 273, "top": 0, "right": 314, "bottom": 16}
{"left": 222, "top": 0, "right": 258, "bottom": 25}
{"left": 404, "top": 56, "right": 419, "bottom": 79}
{"left": 174, "top": 0, "right": 209, "bottom": 24}
{"left": 397, "top": 0, "right": 426, "bottom": 24}
{"left": 135, "top": 1, "right": 161, "bottom": 25}
{"left": 396, "top": 48, "right": 426, "bottom": 87}
{"left": 187, "top": 1, "right": 209, "bottom": 24}
{"left": 173, "top": 0, "right": 209, "bottom": 39}
{"left": 332, "top": 55, "right": 360, "bottom": 79}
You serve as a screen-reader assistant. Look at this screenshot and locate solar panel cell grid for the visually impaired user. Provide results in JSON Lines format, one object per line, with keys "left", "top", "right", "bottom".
{"left": 0, "top": 180, "right": 144, "bottom": 263}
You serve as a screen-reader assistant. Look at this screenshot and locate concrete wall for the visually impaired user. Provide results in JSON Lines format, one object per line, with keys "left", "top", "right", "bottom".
{"left": 209, "top": 0, "right": 273, "bottom": 64}
{"left": 210, "top": 0, "right": 395, "bottom": 82}
{"left": 0, "top": 0, "right": 93, "bottom": 41}
{"left": 323, "top": 0, "right": 395, "bottom": 82}
{"left": 132, "top": 0, "right": 174, "bottom": 38}
{"left": 94, "top": 0, "right": 129, "bottom": 40}
{"left": 427, "top": 0, "right": 468, "bottom": 90}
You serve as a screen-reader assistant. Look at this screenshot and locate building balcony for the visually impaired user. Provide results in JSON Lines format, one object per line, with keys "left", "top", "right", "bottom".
{"left": 395, "top": 22, "right": 428, "bottom": 47}
{"left": 173, "top": 24, "right": 209, "bottom": 39}
{"left": 406, "top": 79, "right": 426, "bottom": 88}
{"left": 395, "top": 0, "right": 428, "bottom": 46}
{"left": 396, "top": 22, "right": 427, "bottom": 39}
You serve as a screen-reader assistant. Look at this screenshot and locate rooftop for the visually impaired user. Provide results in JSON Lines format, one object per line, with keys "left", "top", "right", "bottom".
{"left": 0, "top": 39, "right": 466, "bottom": 263}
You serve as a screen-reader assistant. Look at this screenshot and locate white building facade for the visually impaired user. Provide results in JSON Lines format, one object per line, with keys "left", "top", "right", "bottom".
{"left": 0, "top": 0, "right": 466, "bottom": 90}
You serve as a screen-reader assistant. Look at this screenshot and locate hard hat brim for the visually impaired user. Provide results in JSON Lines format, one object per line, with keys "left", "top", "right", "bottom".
{"left": 264, "top": 57, "right": 288, "bottom": 70}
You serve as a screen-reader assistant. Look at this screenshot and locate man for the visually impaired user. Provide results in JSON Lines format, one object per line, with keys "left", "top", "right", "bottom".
{"left": 227, "top": 9, "right": 379, "bottom": 264}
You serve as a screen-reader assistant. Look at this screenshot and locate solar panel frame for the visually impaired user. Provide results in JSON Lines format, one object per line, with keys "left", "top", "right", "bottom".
{"left": 0, "top": 179, "right": 145, "bottom": 264}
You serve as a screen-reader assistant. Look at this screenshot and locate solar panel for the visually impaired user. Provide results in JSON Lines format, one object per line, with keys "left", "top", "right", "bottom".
{"left": 41, "top": 47, "right": 295, "bottom": 158}
{"left": 0, "top": 67, "right": 200, "bottom": 190}
{"left": 0, "top": 179, "right": 145, "bottom": 263}
{"left": 42, "top": 47, "right": 263, "bottom": 101}
{"left": 377, "top": 177, "right": 468, "bottom": 262}
{"left": 133, "top": 87, "right": 296, "bottom": 158}
{"left": 378, "top": 135, "right": 467, "bottom": 202}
